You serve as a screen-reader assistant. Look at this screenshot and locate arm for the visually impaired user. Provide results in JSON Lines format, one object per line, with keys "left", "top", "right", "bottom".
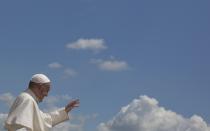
{"left": 42, "top": 99, "right": 80, "bottom": 127}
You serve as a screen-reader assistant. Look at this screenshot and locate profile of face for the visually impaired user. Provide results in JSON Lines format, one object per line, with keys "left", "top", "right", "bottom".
{"left": 36, "top": 83, "right": 51, "bottom": 102}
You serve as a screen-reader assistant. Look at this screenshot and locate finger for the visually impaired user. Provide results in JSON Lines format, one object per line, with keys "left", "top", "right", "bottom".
{"left": 72, "top": 99, "right": 80, "bottom": 105}
{"left": 74, "top": 99, "right": 80, "bottom": 102}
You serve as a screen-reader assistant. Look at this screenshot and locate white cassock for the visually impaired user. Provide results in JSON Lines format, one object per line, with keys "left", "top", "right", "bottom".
{"left": 5, "top": 89, "right": 69, "bottom": 131}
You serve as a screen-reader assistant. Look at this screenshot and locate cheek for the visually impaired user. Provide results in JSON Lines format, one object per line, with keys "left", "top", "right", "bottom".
{"left": 42, "top": 91, "right": 48, "bottom": 96}
{"left": 38, "top": 91, "right": 45, "bottom": 98}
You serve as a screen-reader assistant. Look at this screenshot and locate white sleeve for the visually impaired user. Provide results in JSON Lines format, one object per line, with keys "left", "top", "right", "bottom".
{"left": 41, "top": 107, "right": 69, "bottom": 127}
{"left": 6, "top": 126, "right": 30, "bottom": 131}
{"left": 16, "top": 128, "right": 28, "bottom": 131}
{"left": 50, "top": 107, "right": 69, "bottom": 126}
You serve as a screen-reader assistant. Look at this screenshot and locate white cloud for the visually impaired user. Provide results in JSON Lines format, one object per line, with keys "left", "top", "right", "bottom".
{"left": 0, "top": 93, "right": 15, "bottom": 130}
{"left": 99, "top": 60, "right": 128, "bottom": 71}
{"left": 53, "top": 114, "right": 98, "bottom": 131}
{"left": 66, "top": 38, "right": 107, "bottom": 52}
{"left": 42, "top": 94, "right": 72, "bottom": 111}
{"left": 48, "top": 62, "right": 63, "bottom": 69}
{"left": 97, "top": 95, "right": 210, "bottom": 131}
{"left": 64, "top": 68, "right": 78, "bottom": 77}
{"left": 52, "top": 120, "right": 83, "bottom": 131}
{"left": 0, "top": 113, "right": 7, "bottom": 130}
{"left": 0, "top": 93, "right": 15, "bottom": 107}
{"left": 48, "top": 62, "right": 78, "bottom": 78}
{"left": 91, "top": 58, "right": 129, "bottom": 71}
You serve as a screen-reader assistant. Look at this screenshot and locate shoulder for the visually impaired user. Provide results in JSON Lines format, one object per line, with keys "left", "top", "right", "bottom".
{"left": 17, "top": 92, "right": 32, "bottom": 101}
{"left": 8, "top": 92, "right": 38, "bottom": 115}
{"left": 13, "top": 92, "right": 35, "bottom": 106}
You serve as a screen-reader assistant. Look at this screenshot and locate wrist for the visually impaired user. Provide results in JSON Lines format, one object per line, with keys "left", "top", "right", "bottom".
{"left": 65, "top": 106, "right": 72, "bottom": 113}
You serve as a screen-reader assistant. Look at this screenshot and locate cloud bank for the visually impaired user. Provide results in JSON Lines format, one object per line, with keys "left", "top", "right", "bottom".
{"left": 98, "top": 95, "right": 210, "bottom": 131}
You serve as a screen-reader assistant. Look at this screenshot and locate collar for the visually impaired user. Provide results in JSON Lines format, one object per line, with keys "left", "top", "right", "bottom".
{"left": 25, "top": 88, "right": 40, "bottom": 103}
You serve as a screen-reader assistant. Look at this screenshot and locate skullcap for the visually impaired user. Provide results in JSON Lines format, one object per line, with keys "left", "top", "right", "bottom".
{"left": 31, "top": 74, "right": 50, "bottom": 84}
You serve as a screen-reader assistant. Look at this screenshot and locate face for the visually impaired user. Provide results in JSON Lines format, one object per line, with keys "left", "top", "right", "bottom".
{"left": 36, "top": 83, "right": 51, "bottom": 102}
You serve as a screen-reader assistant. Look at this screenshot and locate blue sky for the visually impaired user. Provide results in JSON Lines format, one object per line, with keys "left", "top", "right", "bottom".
{"left": 0, "top": 0, "right": 210, "bottom": 131}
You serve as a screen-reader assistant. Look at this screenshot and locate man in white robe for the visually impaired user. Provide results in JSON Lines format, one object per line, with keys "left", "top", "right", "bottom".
{"left": 5, "top": 74, "right": 79, "bottom": 131}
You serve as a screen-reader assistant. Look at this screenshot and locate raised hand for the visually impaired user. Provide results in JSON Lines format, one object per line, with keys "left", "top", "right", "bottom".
{"left": 65, "top": 99, "right": 80, "bottom": 113}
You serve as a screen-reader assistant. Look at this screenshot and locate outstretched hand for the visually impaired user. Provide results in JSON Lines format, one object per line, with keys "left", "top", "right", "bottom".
{"left": 65, "top": 99, "right": 80, "bottom": 113}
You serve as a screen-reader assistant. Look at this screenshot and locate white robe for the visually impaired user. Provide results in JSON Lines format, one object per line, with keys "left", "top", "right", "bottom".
{"left": 5, "top": 89, "right": 69, "bottom": 131}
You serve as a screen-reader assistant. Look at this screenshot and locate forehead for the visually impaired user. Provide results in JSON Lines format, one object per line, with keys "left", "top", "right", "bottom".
{"left": 41, "top": 83, "right": 51, "bottom": 89}
{"left": 42, "top": 83, "right": 51, "bottom": 87}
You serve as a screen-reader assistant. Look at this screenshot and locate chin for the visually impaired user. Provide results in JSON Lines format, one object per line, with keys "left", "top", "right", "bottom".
{"left": 38, "top": 98, "right": 44, "bottom": 102}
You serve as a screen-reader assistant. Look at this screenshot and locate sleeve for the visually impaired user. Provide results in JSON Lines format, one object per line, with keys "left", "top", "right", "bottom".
{"left": 5, "top": 125, "right": 30, "bottom": 131}
{"left": 40, "top": 107, "right": 69, "bottom": 127}
{"left": 16, "top": 128, "right": 28, "bottom": 131}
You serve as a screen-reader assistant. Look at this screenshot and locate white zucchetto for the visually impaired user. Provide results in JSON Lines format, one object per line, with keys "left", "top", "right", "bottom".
{"left": 31, "top": 74, "right": 50, "bottom": 83}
